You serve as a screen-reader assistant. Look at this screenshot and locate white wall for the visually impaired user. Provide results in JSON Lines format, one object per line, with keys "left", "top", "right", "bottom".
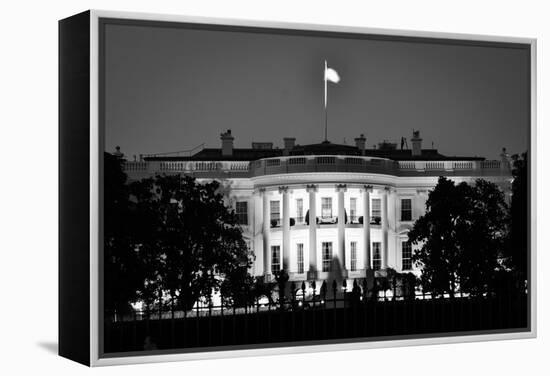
{"left": 2, "top": 1, "right": 545, "bottom": 375}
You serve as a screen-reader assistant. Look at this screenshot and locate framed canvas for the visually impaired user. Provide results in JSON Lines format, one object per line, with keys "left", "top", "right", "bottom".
{"left": 58, "top": 10, "right": 537, "bottom": 367}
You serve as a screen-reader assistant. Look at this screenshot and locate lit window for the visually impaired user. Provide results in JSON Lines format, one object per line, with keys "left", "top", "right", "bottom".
{"left": 235, "top": 201, "right": 248, "bottom": 225}
{"left": 271, "top": 246, "right": 280, "bottom": 274}
{"left": 297, "top": 243, "right": 304, "bottom": 274}
{"left": 270, "top": 200, "right": 280, "bottom": 227}
{"left": 371, "top": 198, "right": 381, "bottom": 223}
{"left": 322, "top": 242, "right": 333, "bottom": 272}
{"left": 402, "top": 241, "right": 412, "bottom": 271}
{"left": 321, "top": 197, "right": 332, "bottom": 218}
{"left": 372, "top": 242, "right": 382, "bottom": 270}
{"left": 350, "top": 198, "right": 357, "bottom": 222}
{"left": 296, "top": 199, "right": 304, "bottom": 223}
{"left": 350, "top": 241, "right": 357, "bottom": 271}
{"left": 401, "top": 198, "right": 412, "bottom": 221}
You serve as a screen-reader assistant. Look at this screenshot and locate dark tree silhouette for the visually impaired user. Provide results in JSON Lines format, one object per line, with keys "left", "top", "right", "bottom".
{"left": 506, "top": 153, "right": 528, "bottom": 284}
{"left": 220, "top": 265, "right": 256, "bottom": 308}
{"left": 457, "top": 179, "right": 509, "bottom": 296}
{"left": 104, "top": 154, "right": 254, "bottom": 313}
{"left": 128, "top": 174, "right": 254, "bottom": 311}
{"left": 104, "top": 153, "right": 142, "bottom": 315}
{"left": 408, "top": 177, "right": 509, "bottom": 297}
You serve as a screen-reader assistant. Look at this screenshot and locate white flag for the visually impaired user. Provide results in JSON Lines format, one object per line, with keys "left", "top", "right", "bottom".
{"left": 325, "top": 66, "right": 340, "bottom": 83}
{"left": 324, "top": 60, "right": 340, "bottom": 109}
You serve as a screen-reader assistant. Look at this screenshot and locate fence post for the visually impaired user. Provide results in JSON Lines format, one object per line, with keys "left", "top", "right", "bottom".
{"left": 320, "top": 281, "right": 327, "bottom": 305}
{"left": 133, "top": 310, "right": 137, "bottom": 351}
{"left": 145, "top": 303, "right": 150, "bottom": 337}
{"left": 332, "top": 280, "right": 337, "bottom": 338}
{"left": 290, "top": 282, "right": 296, "bottom": 310}
{"left": 342, "top": 279, "right": 347, "bottom": 307}
{"left": 158, "top": 289, "right": 163, "bottom": 348}
{"left": 301, "top": 281, "right": 306, "bottom": 308}
{"left": 170, "top": 295, "right": 175, "bottom": 348}
{"left": 311, "top": 280, "right": 317, "bottom": 309}
{"left": 332, "top": 280, "right": 337, "bottom": 308}
{"left": 392, "top": 274, "right": 397, "bottom": 301}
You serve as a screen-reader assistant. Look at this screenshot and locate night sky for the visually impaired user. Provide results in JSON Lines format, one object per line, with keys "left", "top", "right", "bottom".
{"left": 103, "top": 22, "right": 530, "bottom": 160}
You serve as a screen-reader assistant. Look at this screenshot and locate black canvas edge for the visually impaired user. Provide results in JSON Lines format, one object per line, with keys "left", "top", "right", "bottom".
{"left": 59, "top": 10, "right": 91, "bottom": 367}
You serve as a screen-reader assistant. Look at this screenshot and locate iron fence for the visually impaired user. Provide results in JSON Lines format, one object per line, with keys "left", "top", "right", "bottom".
{"left": 104, "top": 280, "right": 528, "bottom": 354}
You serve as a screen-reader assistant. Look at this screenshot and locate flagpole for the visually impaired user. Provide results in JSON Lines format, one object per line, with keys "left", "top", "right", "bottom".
{"left": 324, "top": 60, "right": 328, "bottom": 142}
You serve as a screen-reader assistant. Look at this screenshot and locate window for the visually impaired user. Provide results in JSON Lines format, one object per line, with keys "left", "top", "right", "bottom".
{"left": 235, "top": 201, "right": 248, "bottom": 225}
{"left": 350, "top": 198, "right": 357, "bottom": 222}
{"left": 322, "top": 242, "right": 333, "bottom": 272}
{"left": 401, "top": 198, "right": 412, "bottom": 221}
{"left": 402, "top": 241, "right": 412, "bottom": 271}
{"left": 372, "top": 242, "right": 382, "bottom": 270}
{"left": 296, "top": 198, "right": 304, "bottom": 223}
{"left": 350, "top": 241, "right": 357, "bottom": 271}
{"left": 270, "top": 200, "right": 280, "bottom": 226}
{"left": 321, "top": 197, "right": 332, "bottom": 218}
{"left": 297, "top": 243, "right": 304, "bottom": 273}
{"left": 371, "top": 198, "right": 381, "bottom": 223}
{"left": 288, "top": 157, "right": 306, "bottom": 165}
{"left": 317, "top": 156, "right": 335, "bottom": 164}
{"left": 271, "top": 246, "right": 280, "bottom": 274}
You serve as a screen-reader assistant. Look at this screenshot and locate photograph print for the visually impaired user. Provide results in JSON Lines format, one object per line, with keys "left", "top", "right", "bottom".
{"left": 101, "top": 18, "right": 531, "bottom": 356}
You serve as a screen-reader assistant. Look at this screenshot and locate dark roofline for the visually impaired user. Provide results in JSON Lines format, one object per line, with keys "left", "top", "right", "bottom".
{"left": 144, "top": 146, "right": 485, "bottom": 162}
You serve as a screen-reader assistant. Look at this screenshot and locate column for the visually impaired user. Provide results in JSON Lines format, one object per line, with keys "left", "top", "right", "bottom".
{"left": 381, "top": 187, "right": 389, "bottom": 269}
{"left": 261, "top": 188, "right": 271, "bottom": 279}
{"left": 336, "top": 184, "right": 347, "bottom": 275}
{"left": 306, "top": 184, "right": 318, "bottom": 279}
{"left": 280, "top": 186, "right": 290, "bottom": 271}
{"left": 362, "top": 185, "right": 373, "bottom": 270}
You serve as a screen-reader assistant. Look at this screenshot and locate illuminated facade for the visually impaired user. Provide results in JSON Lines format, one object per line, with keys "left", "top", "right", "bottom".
{"left": 122, "top": 130, "right": 513, "bottom": 286}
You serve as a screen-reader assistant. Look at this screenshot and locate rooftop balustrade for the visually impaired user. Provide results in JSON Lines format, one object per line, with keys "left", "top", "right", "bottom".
{"left": 123, "top": 155, "right": 510, "bottom": 179}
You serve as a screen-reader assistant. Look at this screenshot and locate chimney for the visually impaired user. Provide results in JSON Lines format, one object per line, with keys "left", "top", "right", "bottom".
{"left": 411, "top": 130, "right": 422, "bottom": 157}
{"left": 500, "top": 147, "right": 511, "bottom": 170}
{"left": 355, "top": 134, "right": 366, "bottom": 155}
{"left": 220, "top": 129, "right": 234, "bottom": 157}
{"left": 113, "top": 146, "right": 124, "bottom": 159}
{"left": 283, "top": 137, "right": 296, "bottom": 156}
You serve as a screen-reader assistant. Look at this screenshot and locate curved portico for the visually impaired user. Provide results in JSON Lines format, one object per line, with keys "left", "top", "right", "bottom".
{"left": 255, "top": 180, "right": 394, "bottom": 282}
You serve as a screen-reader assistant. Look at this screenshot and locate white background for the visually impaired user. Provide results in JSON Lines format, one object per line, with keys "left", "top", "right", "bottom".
{"left": 0, "top": 0, "right": 547, "bottom": 374}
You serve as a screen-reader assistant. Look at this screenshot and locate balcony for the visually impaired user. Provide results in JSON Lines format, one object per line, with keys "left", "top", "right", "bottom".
{"left": 370, "top": 216, "right": 381, "bottom": 225}
{"left": 291, "top": 217, "right": 307, "bottom": 226}
{"left": 250, "top": 156, "right": 510, "bottom": 178}
{"left": 348, "top": 215, "right": 361, "bottom": 224}
{"left": 317, "top": 216, "right": 338, "bottom": 225}
{"left": 123, "top": 155, "right": 510, "bottom": 181}
{"left": 270, "top": 218, "right": 282, "bottom": 228}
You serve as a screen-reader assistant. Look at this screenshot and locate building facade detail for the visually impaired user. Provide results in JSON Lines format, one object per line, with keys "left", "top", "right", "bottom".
{"left": 121, "top": 130, "right": 513, "bottom": 285}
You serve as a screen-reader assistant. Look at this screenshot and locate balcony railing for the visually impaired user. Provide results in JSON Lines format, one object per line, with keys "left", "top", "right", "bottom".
{"left": 317, "top": 216, "right": 338, "bottom": 224}
{"left": 123, "top": 155, "right": 510, "bottom": 179}
{"left": 348, "top": 215, "right": 361, "bottom": 224}
{"left": 292, "top": 217, "right": 306, "bottom": 226}
{"left": 250, "top": 156, "right": 509, "bottom": 178}
{"left": 370, "top": 216, "right": 382, "bottom": 225}
{"left": 270, "top": 218, "right": 282, "bottom": 228}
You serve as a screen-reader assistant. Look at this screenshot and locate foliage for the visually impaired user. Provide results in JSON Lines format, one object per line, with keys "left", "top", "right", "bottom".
{"left": 220, "top": 265, "right": 256, "bottom": 308}
{"left": 505, "top": 153, "right": 528, "bottom": 283}
{"left": 104, "top": 153, "right": 142, "bottom": 314}
{"left": 274, "top": 269, "right": 290, "bottom": 303}
{"left": 408, "top": 177, "right": 509, "bottom": 297}
{"left": 104, "top": 155, "right": 254, "bottom": 313}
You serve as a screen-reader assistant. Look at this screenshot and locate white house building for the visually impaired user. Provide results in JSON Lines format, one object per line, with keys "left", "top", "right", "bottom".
{"left": 121, "top": 130, "right": 513, "bottom": 289}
